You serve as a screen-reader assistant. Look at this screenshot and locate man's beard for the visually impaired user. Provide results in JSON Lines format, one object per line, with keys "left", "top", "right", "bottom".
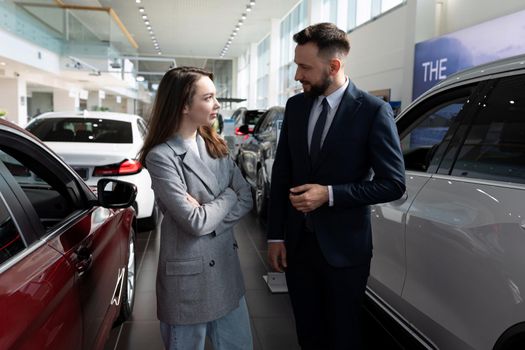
{"left": 303, "top": 71, "right": 332, "bottom": 98}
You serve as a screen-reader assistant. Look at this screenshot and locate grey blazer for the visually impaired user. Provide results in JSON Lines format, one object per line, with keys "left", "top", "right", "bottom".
{"left": 145, "top": 134, "right": 253, "bottom": 325}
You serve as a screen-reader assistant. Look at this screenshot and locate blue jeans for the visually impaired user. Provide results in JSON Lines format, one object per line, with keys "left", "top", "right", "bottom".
{"left": 160, "top": 296, "right": 252, "bottom": 350}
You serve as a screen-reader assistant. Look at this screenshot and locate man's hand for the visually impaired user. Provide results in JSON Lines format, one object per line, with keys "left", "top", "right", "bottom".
{"left": 268, "top": 242, "right": 287, "bottom": 272}
{"left": 186, "top": 193, "right": 200, "bottom": 208}
{"left": 289, "top": 184, "right": 328, "bottom": 213}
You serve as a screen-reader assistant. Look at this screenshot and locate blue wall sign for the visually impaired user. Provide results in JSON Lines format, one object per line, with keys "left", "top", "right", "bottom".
{"left": 413, "top": 9, "right": 525, "bottom": 100}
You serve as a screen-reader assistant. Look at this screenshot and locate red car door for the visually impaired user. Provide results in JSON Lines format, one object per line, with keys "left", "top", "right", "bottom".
{"left": 0, "top": 162, "right": 83, "bottom": 350}
{"left": 49, "top": 207, "right": 126, "bottom": 350}
{"left": 0, "top": 127, "right": 131, "bottom": 350}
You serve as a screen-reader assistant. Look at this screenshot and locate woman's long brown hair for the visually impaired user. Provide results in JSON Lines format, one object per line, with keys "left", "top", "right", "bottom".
{"left": 138, "top": 67, "right": 228, "bottom": 165}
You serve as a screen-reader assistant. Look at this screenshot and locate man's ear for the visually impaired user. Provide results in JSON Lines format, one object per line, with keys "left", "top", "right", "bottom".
{"left": 329, "top": 58, "right": 342, "bottom": 76}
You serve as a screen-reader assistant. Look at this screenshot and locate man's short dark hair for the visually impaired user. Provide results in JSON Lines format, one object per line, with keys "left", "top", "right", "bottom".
{"left": 293, "top": 23, "right": 350, "bottom": 59}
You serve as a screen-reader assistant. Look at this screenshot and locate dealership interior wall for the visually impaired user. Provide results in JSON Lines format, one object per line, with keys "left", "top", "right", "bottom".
{"left": 1, "top": 0, "right": 525, "bottom": 127}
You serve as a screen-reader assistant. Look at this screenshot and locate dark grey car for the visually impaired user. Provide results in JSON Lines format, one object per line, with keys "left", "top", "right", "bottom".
{"left": 369, "top": 54, "right": 525, "bottom": 350}
{"left": 237, "top": 106, "right": 284, "bottom": 219}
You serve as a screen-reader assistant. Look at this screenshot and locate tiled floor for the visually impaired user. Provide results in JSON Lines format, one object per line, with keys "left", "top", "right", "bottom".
{"left": 105, "top": 212, "right": 403, "bottom": 350}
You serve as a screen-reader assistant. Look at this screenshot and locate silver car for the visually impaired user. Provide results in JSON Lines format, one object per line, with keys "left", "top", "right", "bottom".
{"left": 369, "top": 54, "right": 525, "bottom": 349}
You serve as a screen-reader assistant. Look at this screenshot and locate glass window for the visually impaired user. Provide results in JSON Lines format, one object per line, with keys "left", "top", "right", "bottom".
{"left": 321, "top": 0, "right": 338, "bottom": 23}
{"left": 27, "top": 117, "right": 133, "bottom": 143}
{"left": 349, "top": 0, "right": 405, "bottom": 30}
{"left": 0, "top": 147, "right": 78, "bottom": 230}
{"left": 257, "top": 36, "right": 271, "bottom": 108}
{"left": 278, "top": 0, "right": 307, "bottom": 104}
{"left": 381, "top": 0, "right": 403, "bottom": 12}
{"left": 0, "top": 196, "right": 25, "bottom": 265}
{"left": 137, "top": 120, "right": 147, "bottom": 139}
{"left": 356, "top": 0, "right": 372, "bottom": 26}
{"left": 348, "top": 0, "right": 357, "bottom": 30}
{"left": 401, "top": 98, "right": 467, "bottom": 172}
{"left": 451, "top": 76, "right": 525, "bottom": 184}
{"left": 256, "top": 111, "right": 273, "bottom": 134}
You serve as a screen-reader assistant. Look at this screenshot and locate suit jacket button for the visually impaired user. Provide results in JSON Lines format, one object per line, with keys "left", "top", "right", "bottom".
{"left": 209, "top": 260, "right": 215, "bottom": 267}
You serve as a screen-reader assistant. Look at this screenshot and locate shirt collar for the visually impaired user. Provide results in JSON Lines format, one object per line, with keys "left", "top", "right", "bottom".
{"left": 317, "top": 77, "right": 349, "bottom": 110}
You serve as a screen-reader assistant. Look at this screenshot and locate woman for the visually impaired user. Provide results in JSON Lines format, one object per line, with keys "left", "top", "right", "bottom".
{"left": 138, "top": 67, "right": 253, "bottom": 350}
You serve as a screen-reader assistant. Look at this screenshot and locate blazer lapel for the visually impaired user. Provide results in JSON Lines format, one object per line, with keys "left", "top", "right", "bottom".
{"left": 166, "top": 135, "right": 221, "bottom": 197}
{"left": 311, "top": 81, "right": 363, "bottom": 172}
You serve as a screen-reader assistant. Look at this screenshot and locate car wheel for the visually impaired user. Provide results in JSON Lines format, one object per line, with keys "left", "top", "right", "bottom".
{"left": 138, "top": 202, "right": 158, "bottom": 232}
{"left": 255, "top": 168, "right": 268, "bottom": 220}
{"left": 115, "top": 229, "right": 136, "bottom": 325}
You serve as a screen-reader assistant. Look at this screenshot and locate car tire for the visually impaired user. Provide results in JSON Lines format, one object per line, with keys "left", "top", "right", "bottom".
{"left": 138, "top": 202, "right": 158, "bottom": 232}
{"left": 115, "top": 229, "right": 136, "bottom": 325}
{"left": 255, "top": 168, "right": 268, "bottom": 220}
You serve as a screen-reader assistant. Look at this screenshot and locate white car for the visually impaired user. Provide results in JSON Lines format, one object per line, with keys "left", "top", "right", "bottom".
{"left": 26, "top": 111, "right": 157, "bottom": 230}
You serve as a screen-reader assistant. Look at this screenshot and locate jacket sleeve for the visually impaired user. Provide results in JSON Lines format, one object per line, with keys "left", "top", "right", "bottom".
{"left": 266, "top": 101, "right": 293, "bottom": 241}
{"left": 146, "top": 149, "right": 238, "bottom": 236}
{"left": 214, "top": 156, "right": 253, "bottom": 235}
{"left": 332, "top": 103, "right": 406, "bottom": 207}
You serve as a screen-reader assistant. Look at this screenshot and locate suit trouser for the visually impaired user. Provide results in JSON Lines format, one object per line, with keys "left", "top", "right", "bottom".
{"left": 285, "top": 228, "right": 370, "bottom": 350}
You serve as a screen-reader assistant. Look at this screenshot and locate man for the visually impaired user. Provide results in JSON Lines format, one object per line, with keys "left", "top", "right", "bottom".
{"left": 267, "top": 23, "right": 405, "bottom": 349}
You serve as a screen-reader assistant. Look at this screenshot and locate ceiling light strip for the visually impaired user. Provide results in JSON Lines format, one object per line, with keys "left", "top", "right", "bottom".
{"left": 220, "top": 0, "right": 255, "bottom": 57}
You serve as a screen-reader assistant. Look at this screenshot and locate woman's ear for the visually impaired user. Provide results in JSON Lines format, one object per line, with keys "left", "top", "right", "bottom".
{"left": 182, "top": 104, "right": 190, "bottom": 115}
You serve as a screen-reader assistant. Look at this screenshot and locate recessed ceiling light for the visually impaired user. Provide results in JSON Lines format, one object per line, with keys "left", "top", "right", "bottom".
{"left": 135, "top": 0, "right": 141, "bottom": 3}
{"left": 241, "top": 13, "right": 247, "bottom": 19}
{"left": 142, "top": 14, "right": 147, "bottom": 19}
{"left": 250, "top": 0, "right": 255, "bottom": 5}
{"left": 232, "top": 32, "right": 237, "bottom": 36}
{"left": 147, "top": 25, "right": 152, "bottom": 30}
{"left": 139, "top": 7, "right": 145, "bottom": 13}
{"left": 144, "top": 20, "right": 150, "bottom": 25}
{"left": 246, "top": 5, "right": 251, "bottom": 11}
{"left": 136, "top": 76, "right": 145, "bottom": 82}
{"left": 158, "top": 52, "right": 162, "bottom": 55}
{"left": 238, "top": 21, "right": 243, "bottom": 26}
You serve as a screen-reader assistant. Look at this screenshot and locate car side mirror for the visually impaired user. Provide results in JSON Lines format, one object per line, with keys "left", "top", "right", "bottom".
{"left": 238, "top": 125, "right": 251, "bottom": 135}
{"left": 97, "top": 179, "right": 137, "bottom": 208}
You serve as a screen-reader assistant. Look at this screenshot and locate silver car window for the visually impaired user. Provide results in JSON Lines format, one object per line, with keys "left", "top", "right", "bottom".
{"left": 451, "top": 75, "right": 525, "bottom": 184}
{"left": 401, "top": 98, "right": 467, "bottom": 172}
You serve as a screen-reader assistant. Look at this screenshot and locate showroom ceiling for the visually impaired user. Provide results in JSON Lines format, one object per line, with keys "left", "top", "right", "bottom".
{"left": 65, "top": 0, "right": 301, "bottom": 59}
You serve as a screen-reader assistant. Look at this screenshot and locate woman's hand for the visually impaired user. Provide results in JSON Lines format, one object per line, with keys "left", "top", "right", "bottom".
{"left": 186, "top": 193, "right": 200, "bottom": 207}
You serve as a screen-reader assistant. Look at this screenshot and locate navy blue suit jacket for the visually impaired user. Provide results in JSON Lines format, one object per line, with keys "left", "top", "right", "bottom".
{"left": 267, "top": 80, "right": 406, "bottom": 267}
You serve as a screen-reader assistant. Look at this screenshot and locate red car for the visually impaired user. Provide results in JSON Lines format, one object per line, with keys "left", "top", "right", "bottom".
{"left": 0, "top": 119, "right": 137, "bottom": 349}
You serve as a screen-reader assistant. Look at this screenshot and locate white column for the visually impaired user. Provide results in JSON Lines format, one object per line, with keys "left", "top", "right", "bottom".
{"left": 248, "top": 43, "right": 258, "bottom": 108}
{"left": 87, "top": 90, "right": 103, "bottom": 111}
{"left": 268, "top": 18, "right": 281, "bottom": 107}
{"left": 53, "top": 88, "right": 79, "bottom": 112}
{"left": 126, "top": 98, "right": 135, "bottom": 115}
{"left": 0, "top": 77, "right": 28, "bottom": 126}
{"left": 231, "top": 58, "right": 238, "bottom": 100}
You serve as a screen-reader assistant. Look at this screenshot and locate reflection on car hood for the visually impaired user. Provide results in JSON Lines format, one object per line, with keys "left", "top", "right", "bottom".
{"left": 44, "top": 142, "right": 140, "bottom": 166}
